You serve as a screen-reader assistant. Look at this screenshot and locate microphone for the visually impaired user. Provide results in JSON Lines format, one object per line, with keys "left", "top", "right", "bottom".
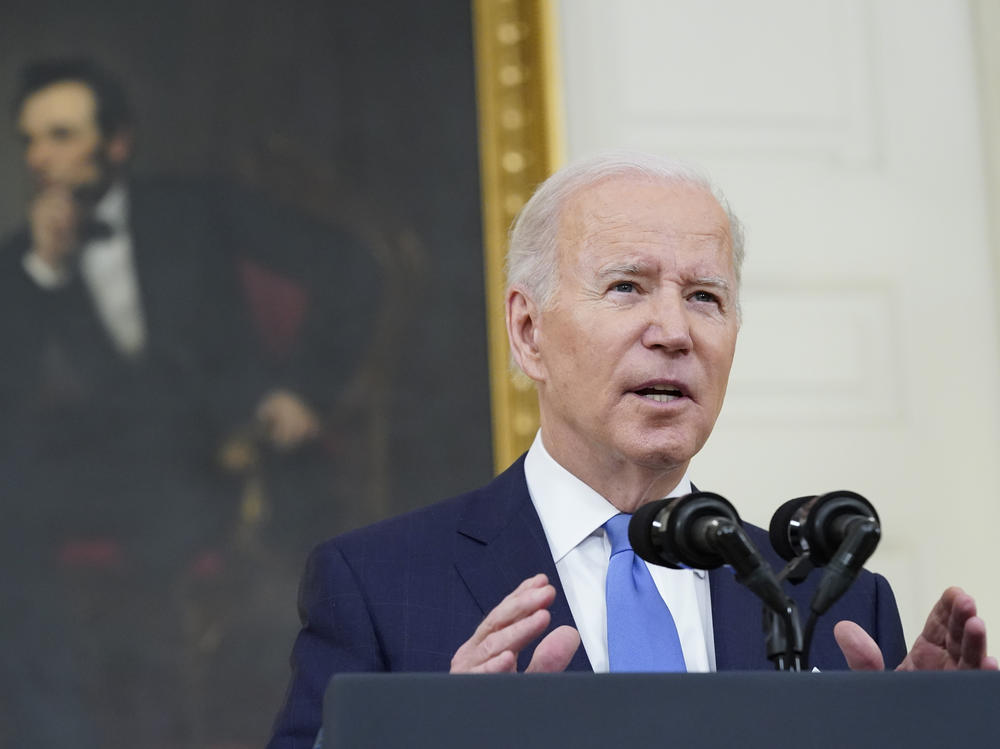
{"left": 630, "top": 491, "right": 736, "bottom": 569}
{"left": 769, "top": 491, "right": 881, "bottom": 615}
{"left": 769, "top": 490, "right": 880, "bottom": 566}
{"left": 630, "top": 493, "right": 788, "bottom": 614}
{"left": 768, "top": 495, "right": 815, "bottom": 562}
{"left": 767, "top": 495, "right": 816, "bottom": 584}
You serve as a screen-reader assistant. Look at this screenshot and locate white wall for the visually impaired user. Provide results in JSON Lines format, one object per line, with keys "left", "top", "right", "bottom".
{"left": 557, "top": 0, "right": 1000, "bottom": 645}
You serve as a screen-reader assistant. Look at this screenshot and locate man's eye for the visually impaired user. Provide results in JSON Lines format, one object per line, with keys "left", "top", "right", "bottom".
{"left": 612, "top": 282, "right": 636, "bottom": 293}
{"left": 691, "top": 290, "right": 719, "bottom": 304}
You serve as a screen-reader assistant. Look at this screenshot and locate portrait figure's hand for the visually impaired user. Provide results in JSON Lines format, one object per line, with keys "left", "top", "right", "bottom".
{"left": 30, "top": 186, "right": 80, "bottom": 272}
{"left": 256, "top": 389, "right": 322, "bottom": 451}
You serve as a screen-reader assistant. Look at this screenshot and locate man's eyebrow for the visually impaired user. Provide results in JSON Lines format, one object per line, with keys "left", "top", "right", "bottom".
{"left": 595, "top": 262, "right": 646, "bottom": 279}
{"left": 690, "top": 276, "right": 733, "bottom": 293}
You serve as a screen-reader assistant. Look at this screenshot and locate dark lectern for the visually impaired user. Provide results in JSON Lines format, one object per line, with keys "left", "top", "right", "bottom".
{"left": 323, "top": 671, "right": 999, "bottom": 748}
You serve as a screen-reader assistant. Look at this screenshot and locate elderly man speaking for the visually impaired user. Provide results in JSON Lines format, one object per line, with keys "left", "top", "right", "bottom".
{"left": 268, "top": 152, "right": 995, "bottom": 748}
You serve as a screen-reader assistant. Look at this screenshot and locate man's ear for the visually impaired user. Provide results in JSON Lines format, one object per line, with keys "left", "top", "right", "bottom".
{"left": 506, "top": 287, "right": 545, "bottom": 382}
{"left": 105, "top": 130, "right": 133, "bottom": 167}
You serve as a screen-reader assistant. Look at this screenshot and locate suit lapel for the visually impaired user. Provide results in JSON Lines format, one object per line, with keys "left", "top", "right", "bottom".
{"left": 128, "top": 182, "right": 184, "bottom": 348}
{"left": 453, "top": 457, "right": 592, "bottom": 672}
{"left": 126, "top": 184, "right": 158, "bottom": 334}
{"left": 128, "top": 181, "right": 217, "bottom": 349}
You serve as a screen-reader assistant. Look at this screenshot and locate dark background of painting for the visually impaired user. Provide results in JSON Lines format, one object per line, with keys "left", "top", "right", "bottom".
{"left": 0, "top": 1, "right": 493, "bottom": 746}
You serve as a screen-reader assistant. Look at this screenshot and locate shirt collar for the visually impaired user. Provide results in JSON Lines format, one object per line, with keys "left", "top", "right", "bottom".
{"left": 524, "top": 431, "right": 700, "bottom": 576}
{"left": 92, "top": 181, "right": 129, "bottom": 234}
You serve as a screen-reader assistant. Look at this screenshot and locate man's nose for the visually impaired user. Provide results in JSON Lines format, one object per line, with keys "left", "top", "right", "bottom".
{"left": 640, "top": 294, "right": 693, "bottom": 352}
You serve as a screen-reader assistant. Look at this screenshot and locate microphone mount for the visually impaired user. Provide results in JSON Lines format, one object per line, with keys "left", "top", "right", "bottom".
{"left": 631, "top": 492, "right": 804, "bottom": 671}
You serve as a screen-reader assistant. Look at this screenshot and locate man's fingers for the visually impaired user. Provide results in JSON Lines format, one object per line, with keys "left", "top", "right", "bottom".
{"left": 892, "top": 587, "right": 997, "bottom": 671}
{"left": 450, "top": 574, "right": 554, "bottom": 673}
{"left": 922, "top": 587, "right": 991, "bottom": 668}
{"left": 959, "top": 616, "right": 989, "bottom": 669}
{"left": 945, "top": 589, "right": 977, "bottom": 652}
{"left": 456, "top": 608, "right": 551, "bottom": 671}
{"left": 834, "top": 620, "right": 885, "bottom": 671}
{"left": 509, "top": 573, "right": 550, "bottom": 596}
{"left": 30, "top": 188, "right": 79, "bottom": 268}
{"left": 525, "top": 625, "right": 580, "bottom": 673}
{"left": 450, "top": 574, "right": 582, "bottom": 674}
{"left": 467, "top": 574, "right": 552, "bottom": 645}
{"left": 465, "top": 649, "right": 517, "bottom": 674}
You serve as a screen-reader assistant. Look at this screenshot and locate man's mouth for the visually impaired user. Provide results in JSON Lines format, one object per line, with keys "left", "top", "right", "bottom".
{"left": 633, "top": 384, "right": 685, "bottom": 403}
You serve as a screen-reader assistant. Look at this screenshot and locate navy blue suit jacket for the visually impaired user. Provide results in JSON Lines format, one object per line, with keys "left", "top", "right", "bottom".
{"left": 268, "top": 457, "right": 907, "bottom": 749}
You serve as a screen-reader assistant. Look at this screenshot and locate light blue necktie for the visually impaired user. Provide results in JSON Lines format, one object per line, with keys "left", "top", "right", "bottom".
{"left": 604, "top": 513, "right": 687, "bottom": 672}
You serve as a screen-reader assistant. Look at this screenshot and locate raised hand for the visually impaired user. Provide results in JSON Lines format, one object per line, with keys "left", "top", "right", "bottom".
{"left": 450, "top": 573, "right": 580, "bottom": 674}
{"left": 29, "top": 186, "right": 80, "bottom": 272}
{"left": 835, "top": 586, "right": 998, "bottom": 671}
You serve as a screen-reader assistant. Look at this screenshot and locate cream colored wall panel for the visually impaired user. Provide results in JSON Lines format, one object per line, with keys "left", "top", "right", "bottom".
{"left": 726, "top": 283, "right": 902, "bottom": 424}
{"left": 560, "top": 0, "right": 878, "bottom": 164}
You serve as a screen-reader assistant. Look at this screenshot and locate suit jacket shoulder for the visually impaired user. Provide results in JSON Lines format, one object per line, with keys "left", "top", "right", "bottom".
{"left": 267, "top": 457, "right": 591, "bottom": 748}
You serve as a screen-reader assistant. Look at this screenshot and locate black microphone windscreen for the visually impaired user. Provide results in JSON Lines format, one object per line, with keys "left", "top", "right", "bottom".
{"left": 629, "top": 499, "right": 671, "bottom": 565}
{"left": 768, "top": 496, "right": 815, "bottom": 561}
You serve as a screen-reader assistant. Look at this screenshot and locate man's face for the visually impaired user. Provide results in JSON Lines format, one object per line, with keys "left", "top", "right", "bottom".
{"left": 17, "top": 81, "right": 114, "bottom": 193}
{"left": 530, "top": 176, "right": 740, "bottom": 482}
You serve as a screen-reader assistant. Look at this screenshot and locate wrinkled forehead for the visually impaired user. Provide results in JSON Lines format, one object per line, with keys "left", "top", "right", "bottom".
{"left": 556, "top": 175, "right": 735, "bottom": 270}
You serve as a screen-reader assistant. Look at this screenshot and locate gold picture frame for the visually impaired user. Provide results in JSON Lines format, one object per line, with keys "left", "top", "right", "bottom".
{"left": 473, "top": 0, "right": 564, "bottom": 471}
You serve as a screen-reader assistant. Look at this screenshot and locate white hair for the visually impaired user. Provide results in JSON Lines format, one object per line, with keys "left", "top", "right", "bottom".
{"left": 505, "top": 150, "right": 745, "bottom": 312}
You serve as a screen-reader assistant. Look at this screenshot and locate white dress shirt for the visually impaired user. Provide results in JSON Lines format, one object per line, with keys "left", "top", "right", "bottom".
{"left": 524, "top": 432, "right": 716, "bottom": 673}
{"left": 23, "top": 182, "right": 148, "bottom": 358}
